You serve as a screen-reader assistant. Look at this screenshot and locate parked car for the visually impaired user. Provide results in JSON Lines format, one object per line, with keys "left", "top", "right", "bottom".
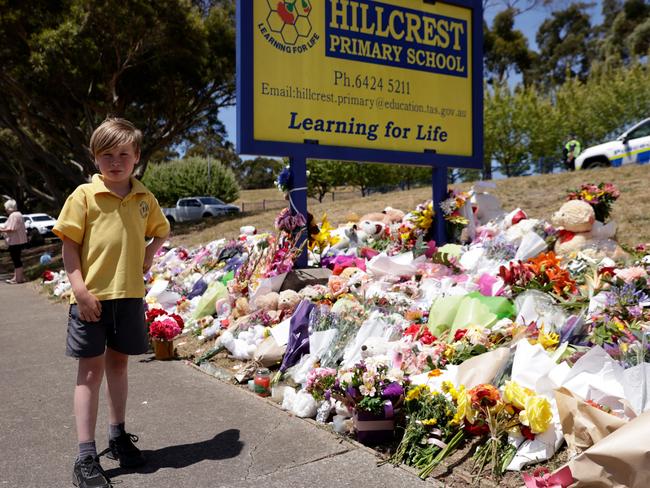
{"left": 163, "top": 196, "right": 240, "bottom": 224}
{"left": 574, "top": 117, "right": 650, "bottom": 170}
{"left": 23, "top": 213, "right": 57, "bottom": 245}
{"left": 0, "top": 215, "right": 6, "bottom": 240}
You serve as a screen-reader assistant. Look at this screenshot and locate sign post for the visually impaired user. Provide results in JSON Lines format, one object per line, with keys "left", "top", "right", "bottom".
{"left": 237, "top": 0, "right": 483, "bottom": 265}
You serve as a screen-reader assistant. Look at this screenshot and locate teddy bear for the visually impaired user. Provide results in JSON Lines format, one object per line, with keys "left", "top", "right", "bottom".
{"left": 277, "top": 289, "right": 301, "bottom": 317}
{"left": 359, "top": 211, "right": 392, "bottom": 225}
{"left": 470, "top": 184, "right": 506, "bottom": 226}
{"left": 383, "top": 207, "right": 406, "bottom": 224}
{"left": 552, "top": 200, "right": 626, "bottom": 259}
{"left": 230, "top": 296, "right": 250, "bottom": 320}
{"left": 552, "top": 200, "right": 597, "bottom": 256}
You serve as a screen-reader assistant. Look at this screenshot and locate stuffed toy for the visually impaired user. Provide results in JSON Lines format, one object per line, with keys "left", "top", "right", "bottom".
{"left": 278, "top": 289, "right": 301, "bottom": 315}
{"left": 552, "top": 200, "right": 626, "bottom": 259}
{"left": 552, "top": 200, "right": 596, "bottom": 257}
{"left": 470, "top": 186, "right": 505, "bottom": 226}
{"left": 359, "top": 211, "right": 392, "bottom": 225}
{"left": 357, "top": 220, "right": 388, "bottom": 242}
{"left": 299, "top": 284, "right": 329, "bottom": 301}
{"left": 254, "top": 291, "right": 279, "bottom": 313}
{"left": 383, "top": 207, "right": 405, "bottom": 224}
{"left": 230, "top": 297, "right": 250, "bottom": 320}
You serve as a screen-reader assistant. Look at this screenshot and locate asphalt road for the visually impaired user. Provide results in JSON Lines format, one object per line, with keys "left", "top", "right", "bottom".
{"left": 0, "top": 282, "right": 436, "bottom": 488}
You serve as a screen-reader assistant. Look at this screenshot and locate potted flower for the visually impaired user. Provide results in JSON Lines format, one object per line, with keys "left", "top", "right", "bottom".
{"left": 148, "top": 312, "right": 184, "bottom": 360}
{"left": 333, "top": 358, "right": 407, "bottom": 445}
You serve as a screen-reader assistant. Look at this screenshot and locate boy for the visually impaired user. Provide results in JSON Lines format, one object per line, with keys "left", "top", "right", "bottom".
{"left": 53, "top": 118, "right": 170, "bottom": 488}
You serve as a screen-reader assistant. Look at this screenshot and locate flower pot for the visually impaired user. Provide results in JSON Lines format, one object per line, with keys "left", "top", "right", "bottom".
{"left": 153, "top": 339, "right": 174, "bottom": 360}
{"left": 353, "top": 408, "right": 395, "bottom": 445}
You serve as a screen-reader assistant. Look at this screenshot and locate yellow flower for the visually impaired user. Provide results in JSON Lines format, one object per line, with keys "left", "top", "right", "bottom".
{"left": 309, "top": 213, "right": 340, "bottom": 252}
{"left": 504, "top": 381, "right": 533, "bottom": 410}
{"left": 519, "top": 396, "right": 553, "bottom": 434}
{"left": 444, "top": 345, "right": 455, "bottom": 359}
{"left": 406, "top": 385, "right": 430, "bottom": 402}
{"left": 452, "top": 386, "right": 475, "bottom": 425}
{"left": 538, "top": 326, "right": 559, "bottom": 350}
{"left": 422, "top": 418, "right": 438, "bottom": 426}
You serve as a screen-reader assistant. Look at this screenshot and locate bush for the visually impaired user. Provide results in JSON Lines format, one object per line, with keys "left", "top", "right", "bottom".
{"left": 142, "top": 157, "right": 240, "bottom": 207}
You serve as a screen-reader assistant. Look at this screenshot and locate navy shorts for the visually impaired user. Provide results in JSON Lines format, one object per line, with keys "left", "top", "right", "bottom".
{"left": 66, "top": 298, "right": 149, "bottom": 358}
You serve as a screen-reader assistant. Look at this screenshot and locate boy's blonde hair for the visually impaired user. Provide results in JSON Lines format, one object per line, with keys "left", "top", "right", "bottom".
{"left": 90, "top": 118, "right": 143, "bottom": 156}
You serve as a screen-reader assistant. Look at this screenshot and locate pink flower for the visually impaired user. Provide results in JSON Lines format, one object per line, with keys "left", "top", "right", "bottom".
{"left": 614, "top": 266, "right": 647, "bottom": 283}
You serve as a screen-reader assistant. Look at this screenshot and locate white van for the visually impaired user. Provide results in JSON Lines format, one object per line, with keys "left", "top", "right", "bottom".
{"left": 575, "top": 117, "right": 650, "bottom": 170}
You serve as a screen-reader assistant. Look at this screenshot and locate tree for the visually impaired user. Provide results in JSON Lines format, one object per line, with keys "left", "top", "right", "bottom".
{"left": 599, "top": 0, "right": 650, "bottom": 63}
{"left": 237, "top": 157, "right": 284, "bottom": 189}
{"left": 533, "top": 3, "right": 596, "bottom": 87}
{"left": 0, "top": 0, "right": 236, "bottom": 208}
{"left": 142, "top": 156, "right": 239, "bottom": 207}
{"left": 483, "top": 9, "right": 535, "bottom": 85}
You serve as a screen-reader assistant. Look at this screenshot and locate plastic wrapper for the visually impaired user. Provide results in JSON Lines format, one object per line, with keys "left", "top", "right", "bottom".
{"left": 515, "top": 290, "right": 567, "bottom": 333}
{"left": 192, "top": 281, "right": 228, "bottom": 319}
{"left": 253, "top": 335, "right": 286, "bottom": 368}
{"left": 366, "top": 251, "right": 425, "bottom": 277}
{"left": 514, "top": 231, "right": 548, "bottom": 261}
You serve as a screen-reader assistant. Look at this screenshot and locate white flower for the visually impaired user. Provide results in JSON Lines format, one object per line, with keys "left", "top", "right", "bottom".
{"left": 339, "top": 371, "right": 354, "bottom": 385}
{"left": 359, "top": 383, "right": 376, "bottom": 397}
{"left": 465, "top": 326, "right": 490, "bottom": 346}
{"left": 386, "top": 368, "right": 404, "bottom": 383}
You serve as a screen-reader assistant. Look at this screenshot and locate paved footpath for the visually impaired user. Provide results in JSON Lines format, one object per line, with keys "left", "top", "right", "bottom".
{"left": 0, "top": 283, "right": 438, "bottom": 488}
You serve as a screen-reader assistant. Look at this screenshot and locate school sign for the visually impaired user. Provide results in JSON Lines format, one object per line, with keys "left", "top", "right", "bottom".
{"left": 237, "top": 0, "right": 483, "bottom": 168}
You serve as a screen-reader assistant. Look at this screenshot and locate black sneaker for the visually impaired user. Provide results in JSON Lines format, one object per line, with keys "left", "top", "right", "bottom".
{"left": 73, "top": 456, "right": 111, "bottom": 488}
{"left": 103, "top": 432, "right": 146, "bottom": 468}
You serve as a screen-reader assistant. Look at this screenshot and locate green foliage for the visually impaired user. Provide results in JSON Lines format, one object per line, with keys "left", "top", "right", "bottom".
{"left": 483, "top": 9, "right": 534, "bottom": 85}
{"left": 142, "top": 156, "right": 239, "bottom": 207}
{"left": 533, "top": 3, "right": 596, "bottom": 87}
{"left": 0, "top": 0, "right": 236, "bottom": 207}
{"left": 237, "top": 157, "right": 284, "bottom": 189}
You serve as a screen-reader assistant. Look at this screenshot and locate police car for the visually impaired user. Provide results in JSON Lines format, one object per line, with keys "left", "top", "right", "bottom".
{"left": 574, "top": 117, "right": 650, "bottom": 170}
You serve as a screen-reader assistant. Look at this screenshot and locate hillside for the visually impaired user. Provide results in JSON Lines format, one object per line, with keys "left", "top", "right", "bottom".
{"left": 170, "top": 164, "right": 650, "bottom": 250}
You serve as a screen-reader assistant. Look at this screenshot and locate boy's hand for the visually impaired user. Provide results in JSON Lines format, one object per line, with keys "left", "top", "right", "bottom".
{"left": 76, "top": 290, "right": 102, "bottom": 322}
{"left": 143, "top": 253, "right": 154, "bottom": 274}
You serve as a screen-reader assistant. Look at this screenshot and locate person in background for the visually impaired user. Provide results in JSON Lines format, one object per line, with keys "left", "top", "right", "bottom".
{"left": 563, "top": 135, "right": 582, "bottom": 170}
{"left": 0, "top": 199, "right": 28, "bottom": 284}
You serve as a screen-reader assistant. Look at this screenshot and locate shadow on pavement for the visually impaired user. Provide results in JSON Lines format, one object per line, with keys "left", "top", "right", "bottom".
{"left": 105, "top": 429, "right": 243, "bottom": 478}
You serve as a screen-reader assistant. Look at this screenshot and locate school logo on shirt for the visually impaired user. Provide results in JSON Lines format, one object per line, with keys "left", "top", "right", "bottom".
{"left": 139, "top": 201, "right": 149, "bottom": 219}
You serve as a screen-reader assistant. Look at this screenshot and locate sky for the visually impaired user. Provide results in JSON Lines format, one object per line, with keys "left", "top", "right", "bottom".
{"left": 221, "top": 1, "right": 605, "bottom": 154}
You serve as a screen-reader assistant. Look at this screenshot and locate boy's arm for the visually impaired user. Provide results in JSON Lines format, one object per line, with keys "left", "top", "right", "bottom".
{"left": 62, "top": 237, "right": 102, "bottom": 322}
{"left": 143, "top": 234, "right": 168, "bottom": 274}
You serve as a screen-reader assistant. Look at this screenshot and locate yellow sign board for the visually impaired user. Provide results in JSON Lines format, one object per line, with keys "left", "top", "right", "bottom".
{"left": 252, "top": 0, "right": 474, "bottom": 156}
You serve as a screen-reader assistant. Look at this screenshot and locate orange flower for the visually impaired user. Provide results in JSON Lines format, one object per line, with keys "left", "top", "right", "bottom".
{"left": 468, "top": 384, "right": 500, "bottom": 409}
{"left": 428, "top": 369, "right": 442, "bottom": 377}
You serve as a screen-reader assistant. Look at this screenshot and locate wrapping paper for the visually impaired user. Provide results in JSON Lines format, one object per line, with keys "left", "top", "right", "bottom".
{"left": 554, "top": 387, "right": 627, "bottom": 455}
{"left": 366, "top": 252, "right": 425, "bottom": 277}
{"left": 515, "top": 232, "right": 548, "bottom": 262}
{"left": 570, "top": 410, "right": 650, "bottom": 488}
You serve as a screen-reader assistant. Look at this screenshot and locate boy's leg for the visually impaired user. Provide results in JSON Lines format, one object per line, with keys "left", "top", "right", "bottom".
{"left": 75, "top": 355, "right": 105, "bottom": 445}
{"left": 105, "top": 347, "right": 128, "bottom": 426}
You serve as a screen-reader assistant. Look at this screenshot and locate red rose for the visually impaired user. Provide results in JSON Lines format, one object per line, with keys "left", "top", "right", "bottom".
{"left": 520, "top": 425, "right": 536, "bottom": 441}
{"left": 454, "top": 329, "right": 468, "bottom": 341}
{"left": 464, "top": 421, "right": 490, "bottom": 436}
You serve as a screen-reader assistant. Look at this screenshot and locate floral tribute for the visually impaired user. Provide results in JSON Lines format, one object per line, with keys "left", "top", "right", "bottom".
{"left": 499, "top": 251, "right": 577, "bottom": 298}
{"left": 333, "top": 358, "right": 407, "bottom": 415}
{"left": 305, "top": 367, "right": 337, "bottom": 401}
{"left": 566, "top": 182, "right": 620, "bottom": 222}
{"left": 148, "top": 311, "right": 184, "bottom": 341}
{"left": 444, "top": 380, "right": 553, "bottom": 477}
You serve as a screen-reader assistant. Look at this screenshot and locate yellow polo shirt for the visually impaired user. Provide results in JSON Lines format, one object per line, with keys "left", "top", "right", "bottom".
{"left": 53, "top": 174, "right": 170, "bottom": 302}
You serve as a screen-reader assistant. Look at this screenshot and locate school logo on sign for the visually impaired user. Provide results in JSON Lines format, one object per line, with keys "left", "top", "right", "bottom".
{"left": 259, "top": 1, "right": 319, "bottom": 53}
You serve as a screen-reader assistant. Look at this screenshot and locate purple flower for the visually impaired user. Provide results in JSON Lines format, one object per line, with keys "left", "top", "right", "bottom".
{"left": 276, "top": 167, "right": 291, "bottom": 191}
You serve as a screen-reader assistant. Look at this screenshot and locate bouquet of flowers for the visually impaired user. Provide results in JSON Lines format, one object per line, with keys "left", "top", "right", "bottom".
{"left": 499, "top": 251, "right": 577, "bottom": 299}
{"left": 566, "top": 182, "right": 620, "bottom": 222}
{"left": 149, "top": 313, "right": 184, "bottom": 341}
{"left": 308, "top": 213, "right": 340, "bottom": 259}
{"left": 444, "top": 381, "right": 553, "bottom": 477}
{"left": 275, "top": 166, "right": 291, "bottom": 193}
{"left": 333, "top": 357, "right": 407, "bottom": 415}
{"left": 387, "top": 384, "right": 464, "bottom": 479}
{"left": 305, "top": 367, "right": 337, "bottom": 401}
{"left": 440, "top": 190, "right": 471, "bottom": 242}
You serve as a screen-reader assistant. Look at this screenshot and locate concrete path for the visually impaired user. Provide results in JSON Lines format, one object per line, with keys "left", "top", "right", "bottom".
{"left": 0, "top": 283, "right": 436, "bottom": 488}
